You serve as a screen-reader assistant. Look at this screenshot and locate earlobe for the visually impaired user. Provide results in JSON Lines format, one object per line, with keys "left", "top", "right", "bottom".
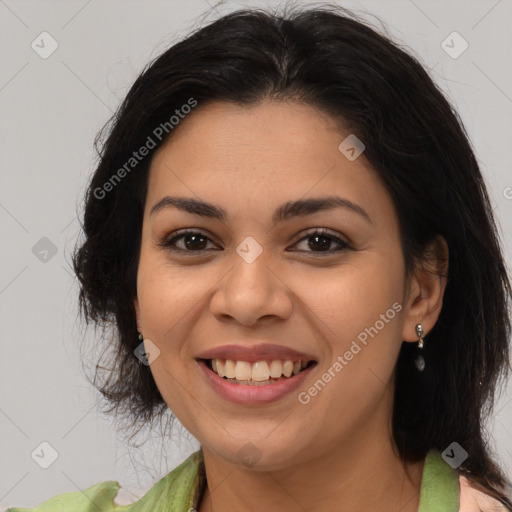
{"left": 401, "top": 235, "right": 449, "bottom": 342}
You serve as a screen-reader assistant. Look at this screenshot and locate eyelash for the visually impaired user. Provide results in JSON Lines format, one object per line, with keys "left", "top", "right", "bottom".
{"left": 159, "top": 228, "right": 351, "bottom": 256}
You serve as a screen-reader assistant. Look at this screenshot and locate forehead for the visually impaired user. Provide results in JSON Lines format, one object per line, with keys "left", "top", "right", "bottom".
{"left": 152, "top": 100, "right": 346, "bottom": 163}
{"left": 145, "top": 100, "right": 395, "bottom": 227}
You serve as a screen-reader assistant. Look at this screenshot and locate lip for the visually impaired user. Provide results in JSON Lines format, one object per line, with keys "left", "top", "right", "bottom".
{"left": 196, "top": 343, "right": 318, "bottom": 363}
{"left": 197, "top": 358, "right": 316, "bottom": 405}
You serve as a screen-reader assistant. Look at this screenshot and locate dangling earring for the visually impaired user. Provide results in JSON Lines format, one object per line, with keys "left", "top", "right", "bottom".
{"left": 414, "top": 323, "right": 425, "bottom": 371}
{"left": 137, "top": 332, "right": 143, "bottom": 344}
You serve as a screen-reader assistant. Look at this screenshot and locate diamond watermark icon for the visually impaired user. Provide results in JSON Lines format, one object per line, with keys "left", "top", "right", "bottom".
{"left": 31, "top": 441, "right": 59, "bottom": 469}
{"left": 134, "top": 338, "right": 161, "bottom": 366}
{"left": 441, "top": 31, "right": 468, "bottom": 59}
{"left": 237, "top": 442, "right": 262, "bottom": 468}
{"left": 32, "top": 237, "right": 58, "bottom": 263}
{"left": 236, "top": 236, "right": 263, "bottom": 264}
{"left": 442, "top": 441, "right": 468, "bottom": 468}
{"left": 338, "top": 134, "right": 365, "bottom": 161}
{"left": 31, "top": 31, "right": 59, "bottom": 59}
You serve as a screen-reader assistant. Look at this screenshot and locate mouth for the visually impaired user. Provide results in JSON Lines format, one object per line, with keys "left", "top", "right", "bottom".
{"left": 199, "top": 358, "right": 317, "bottom": 386}
{"left": 195, "top": 343, "right": 319, "bottom": 404}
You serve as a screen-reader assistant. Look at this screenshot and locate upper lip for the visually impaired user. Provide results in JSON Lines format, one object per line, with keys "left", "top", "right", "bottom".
{"left": 196, "top": 343, "right": 318, "bottom": 363}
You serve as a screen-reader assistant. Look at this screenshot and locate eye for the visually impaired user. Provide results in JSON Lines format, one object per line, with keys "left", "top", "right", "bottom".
{"left": 159, "top": 229, "right": 219, "bottom": 254}
{"left": 290, "top": 228, "right": 351, "bottom": 256}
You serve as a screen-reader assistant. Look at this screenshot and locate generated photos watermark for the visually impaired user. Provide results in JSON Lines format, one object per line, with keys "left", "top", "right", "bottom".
{"left": 93, "top": 97, "right": 198, "bottom": 200}
{"left": 298, "top": 301, "right": 403, "bottom": 405}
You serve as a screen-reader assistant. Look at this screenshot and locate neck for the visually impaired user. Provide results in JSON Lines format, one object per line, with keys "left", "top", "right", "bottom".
{"left": 197, "top": 398, "right": 425, "bottom": 512}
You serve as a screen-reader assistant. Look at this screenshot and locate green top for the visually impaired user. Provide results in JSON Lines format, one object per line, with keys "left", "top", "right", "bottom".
{"left": 7, "top": 449, "right": 459, "bottom": 511}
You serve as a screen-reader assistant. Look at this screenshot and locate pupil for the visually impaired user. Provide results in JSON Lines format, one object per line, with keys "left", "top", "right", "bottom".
{"left": 185, "top": 234, "right": 207, "bottom": 250}
{"left": 309, "top": 234, "right": 331, "bottom": 252}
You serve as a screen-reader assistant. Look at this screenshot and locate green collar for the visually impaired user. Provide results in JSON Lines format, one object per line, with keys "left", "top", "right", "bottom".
{"left": 7, "top": 448, "right": 459, "bottom": 511}
{"left": 418, "top": 449, "right": 459, "bottom": 511}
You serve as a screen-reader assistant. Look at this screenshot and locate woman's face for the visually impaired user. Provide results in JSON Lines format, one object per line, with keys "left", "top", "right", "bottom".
{"left": 135, "top": 100, "right": 419, "bottom": 470}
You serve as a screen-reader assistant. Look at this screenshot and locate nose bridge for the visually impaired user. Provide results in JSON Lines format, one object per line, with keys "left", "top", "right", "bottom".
{"left": 232, "top": 235, "right": 272, "bottom": 295}
{"left": 209, "top": 235, "right": 292, "bottom": 325}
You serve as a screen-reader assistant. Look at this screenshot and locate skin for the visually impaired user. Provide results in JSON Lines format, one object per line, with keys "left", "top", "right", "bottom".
{"left": 459, "top": 476, "right": 509, "bottom": 511}
{"left": 134, "top": 100, "right": 450, "bottom": 512}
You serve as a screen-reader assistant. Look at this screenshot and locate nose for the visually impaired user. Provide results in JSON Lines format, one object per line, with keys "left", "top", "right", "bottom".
{"left": 209, "top": 246, "right": 293, "bottom": 327}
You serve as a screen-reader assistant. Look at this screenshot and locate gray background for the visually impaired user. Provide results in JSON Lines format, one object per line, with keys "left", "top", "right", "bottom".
{"left": 1, "top": 0, "right": 511, "bottom": 508}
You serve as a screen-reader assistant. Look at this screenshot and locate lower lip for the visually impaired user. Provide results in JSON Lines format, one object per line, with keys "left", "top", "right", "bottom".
{"left": 197, "top": 360, "right": 316, "bottom": 405}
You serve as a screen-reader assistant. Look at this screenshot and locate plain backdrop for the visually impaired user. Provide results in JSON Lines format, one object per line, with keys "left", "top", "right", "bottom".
{"left": 1, "top": 0, "right": 511, "bottom": 508}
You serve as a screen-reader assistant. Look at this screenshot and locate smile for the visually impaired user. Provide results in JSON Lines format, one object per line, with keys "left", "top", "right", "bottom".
{"left": 197, "top": 358, "right": 317, "bottom": 404}
{"left": 207, "top": 358, "right": 315, "bottom": 384}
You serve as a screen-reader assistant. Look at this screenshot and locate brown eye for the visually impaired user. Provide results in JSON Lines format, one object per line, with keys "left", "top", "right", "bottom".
{"left": 291, "top": 229, "right": 351, "bottom": 255}
{"left": 161, "top": 230, "right": 218, "bottom": 253}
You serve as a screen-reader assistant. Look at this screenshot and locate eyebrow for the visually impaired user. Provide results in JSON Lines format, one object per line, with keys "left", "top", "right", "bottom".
{"left": 150, "top": 195, "right": 372, "bottom": 225}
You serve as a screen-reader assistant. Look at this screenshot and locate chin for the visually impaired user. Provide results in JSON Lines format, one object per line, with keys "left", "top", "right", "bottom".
{"left": 203, "top": 434, "right": 313, "bottom": 472}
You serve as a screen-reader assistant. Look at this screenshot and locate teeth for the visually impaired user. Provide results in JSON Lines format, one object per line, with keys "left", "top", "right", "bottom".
{"left": 209, "top": 358, "right": 312, "bottom": 382}
{"left": 216, "top": 359, "right": 226, "bottom": 378}
{"left": 235, "top": 361, "right": 252, "bottom": 381}
{"left": 252, "top": 361, "right": 270, "bottom": 381}
{"left": 224, "top": 359, "right": 236, "bottom": 379}
{"left": 282, "top": 360, "right": 294, "bottom": 377}
{"left": 269, "top": 360, "right": 283, "bottom": 378}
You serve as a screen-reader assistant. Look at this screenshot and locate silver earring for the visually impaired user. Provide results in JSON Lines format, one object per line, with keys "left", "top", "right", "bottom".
{"left": 414, "top": 323, "right": 425, "bottom": 372}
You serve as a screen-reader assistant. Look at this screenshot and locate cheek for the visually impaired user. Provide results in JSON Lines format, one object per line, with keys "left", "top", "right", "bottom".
{"left": 301, "top": 253, "right": 405, "bottom": 387}
{"left": 135, "top": 256, "right": 207, "bottom": 416}
{"left": 296, "top": 255, "right": 403, "bottom": 338}
{"left": 137, "top": 251, "right": 202, "bottom": 330}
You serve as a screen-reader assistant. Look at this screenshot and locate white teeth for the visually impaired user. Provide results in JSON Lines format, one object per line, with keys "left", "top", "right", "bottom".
{"left": 210, "top": 358, "right": 312, "bottom": 381}
{"left": 216, "top": 359, "right": 226, "bottom": 378}
{"left": 235, "top": 361, "right": 252, "bottom": 381}
{"left": 282, "top": 360, "right": 294, "bottom": 377}
{"left": 269, "top": 360, "right": 283, "bottom": 378}
{"left": 252, "top": 361, "right": 270, "bottom": 381}
{"left": 211, "top": 358, "right": 309, "bottom": 382}
{"left": 224, "top": 359, "right": 236, "bottom": 379}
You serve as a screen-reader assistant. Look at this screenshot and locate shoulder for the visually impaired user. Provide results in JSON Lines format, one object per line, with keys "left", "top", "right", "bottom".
{"left": 5, "top": 450, "right": 205, "bottom": 512}
{"left": 418, "top": 450, "right": 511, "bottom": 512}
{"left": 458, "top": 474, "right": 511, "bottom": 512}
{"left": 4, "top": 480, "right": 121, "bottom": 512}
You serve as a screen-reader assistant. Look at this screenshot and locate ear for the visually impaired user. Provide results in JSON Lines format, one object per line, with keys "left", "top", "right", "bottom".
{"left": 401, "top": 235, "right": 449, "bottom": 342}
{"left": 134, "top": 297, "right": 142, "bottom": 333}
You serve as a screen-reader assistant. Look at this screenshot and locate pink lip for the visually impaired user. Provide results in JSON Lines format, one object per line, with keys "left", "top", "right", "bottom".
{"left": 196, "top": 343, "right": 317, "bottom": 363}
{"left": 197, "top": 359, "right": 316, "bottom": 405}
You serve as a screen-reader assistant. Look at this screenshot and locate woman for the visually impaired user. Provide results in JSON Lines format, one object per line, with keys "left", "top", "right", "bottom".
{"left": 7, "top": 4, "right": 512, "bottom": 511}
